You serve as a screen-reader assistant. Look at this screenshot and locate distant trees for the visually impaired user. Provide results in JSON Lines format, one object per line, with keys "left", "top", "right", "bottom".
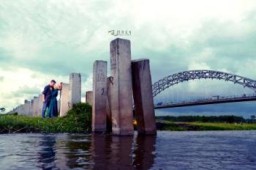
{"left": 157, "top": 115, "right": 245, "bottom": 123}
{"left": 250, "top": 115, "right": 256, "bottom": 123}
{"left": 157, "top": 115, "right": 256, "bottom": 123}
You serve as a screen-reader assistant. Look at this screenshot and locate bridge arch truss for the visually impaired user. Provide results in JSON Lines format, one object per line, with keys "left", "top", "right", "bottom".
{"left": 152, "top": 70, "right": 256, "bottom": 97}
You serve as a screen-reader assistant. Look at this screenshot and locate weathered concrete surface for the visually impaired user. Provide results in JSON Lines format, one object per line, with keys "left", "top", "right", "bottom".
{"left": 92, "top": 60, "right": 107, "bottom": 132}
{"left": 23, "top": 100, "right": 30, "bottom": 115}
{"left": 106, "top": 77, "right": 113, "bottom": 132}
{"left": 30, "top": 99, "right": 34, "bottom": 116}
{"left": 16, "top": 105, "right": 22, "bottom": 114}
{"left": 28, "top": 99, "right": 34, "bottom": 116}
{"left": 110, "top": 38, "right": 134, "bottom": 135}
{"left": 69, "top": 73, "right": 81, "bottom": 107}
{"left": 85, "top": 91, "right": 93, "bottom": 106}
{"left": 132, "top": 59, "right": 156, "bottom": 135}
{"left": 33, "top": 96, "right": 39, "bottom": 116}
{"left": 38, "top": 94, "right": 43, "bottom": 117}
{"left": 60, "top": 83, "right": 70, "bottom": 117}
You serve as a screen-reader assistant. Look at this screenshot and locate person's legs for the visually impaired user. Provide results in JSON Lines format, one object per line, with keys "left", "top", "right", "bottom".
{"left": 41, "top": 102, "right": 48, "bottom": 118}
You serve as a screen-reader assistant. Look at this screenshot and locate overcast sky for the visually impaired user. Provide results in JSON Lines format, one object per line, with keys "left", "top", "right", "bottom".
{"left": 0, "top": 0, "right": 256, "bottom": 113}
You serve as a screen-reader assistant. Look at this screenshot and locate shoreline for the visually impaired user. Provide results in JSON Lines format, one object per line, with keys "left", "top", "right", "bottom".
{"left": 1, "top": 106, "right": 256, "bottom": 134}
{"left": 156, "top": 121, "right": 256, "bottom": 131}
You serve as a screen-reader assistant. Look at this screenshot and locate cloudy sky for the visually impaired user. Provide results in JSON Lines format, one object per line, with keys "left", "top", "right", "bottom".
{"left": 0, "top": 0, "right": 256, "bottom": 114}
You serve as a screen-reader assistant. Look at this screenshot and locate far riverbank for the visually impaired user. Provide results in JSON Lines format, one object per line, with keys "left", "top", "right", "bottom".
{"left": 1, "top": 106, "right": 256, "bottom": 133}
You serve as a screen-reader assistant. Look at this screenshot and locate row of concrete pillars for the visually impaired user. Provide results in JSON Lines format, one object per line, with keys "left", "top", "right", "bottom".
{"left": 92, "top": 38, "right": 156, "bottom": 135}
{"left": 10, "top": 73, "right": 82, "bottom": 117}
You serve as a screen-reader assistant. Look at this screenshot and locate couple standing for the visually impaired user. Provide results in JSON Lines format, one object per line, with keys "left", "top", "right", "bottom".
{"left": 41, "top": 80, "right": 62, "bottom": 118}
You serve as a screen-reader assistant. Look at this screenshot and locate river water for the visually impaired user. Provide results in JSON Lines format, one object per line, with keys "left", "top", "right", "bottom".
{"left": 0, "top": 131, "right": 255, "bottom": 170}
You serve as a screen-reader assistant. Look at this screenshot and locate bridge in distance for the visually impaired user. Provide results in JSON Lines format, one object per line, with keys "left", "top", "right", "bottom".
{"left": 152, "top": 70, "right": 256, "bottom": 109}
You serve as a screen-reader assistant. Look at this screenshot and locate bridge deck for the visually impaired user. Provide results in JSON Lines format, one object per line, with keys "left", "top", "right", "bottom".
{"left": 154, "top": 96, "right": 256, "bottom": 109}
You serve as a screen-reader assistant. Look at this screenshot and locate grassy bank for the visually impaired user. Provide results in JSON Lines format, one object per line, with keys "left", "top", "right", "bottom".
{"left": 156, "top": 116, "right": 256, "bottom": 131}
{"left": 156, "top": 121, "right": 256, "bottom": 131}
{"left": 0, "top": 103, "right": 92, "bottom": 133}
{"left": 1, "top": 107, "right": 256, "bottom": 133}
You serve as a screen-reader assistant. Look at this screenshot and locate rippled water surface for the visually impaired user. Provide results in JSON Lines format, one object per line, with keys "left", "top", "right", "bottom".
{"left": 0, "top": 131, "right": 256, "bottom": 170}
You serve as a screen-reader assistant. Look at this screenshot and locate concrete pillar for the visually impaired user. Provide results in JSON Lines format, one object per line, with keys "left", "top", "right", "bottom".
{"left": 38, "top": 94, "right": 44, "bottom": 117}
{"left": 106, "top": 77, "right": 113, "bottom": 132}
{"left": 33, "top": 96, "right": 39, "bottom": 116}
{"left": 132, "top": 59, "right": 156, "bottom": 135}
{"left": 92, "top": 60, "right": 107, "bottom": 132}
{"left": 110, "top": 38, "right": 133, "bottom": 135}
{"left": 85, "top": 91, "right": 93, "bottom": 106}
{"left": 29, "top": 102, "right": 32, "bottom": 116}
{"left": 16, "top": 105, "right": 20, "bottom": 114}
{"left": 24, "top": 100, "right": 30, "bottom": 115}
{"left": 60, "top": 83, "right": 70, "bottom": 117}
{"left": 30, "top": 99, "right": 34, "bottom": 116}
{"left": 57, "top": 100, "right": 60, "bottom": 114}
{"left": 69, "top": 73, "right": 81, "bottom": 107}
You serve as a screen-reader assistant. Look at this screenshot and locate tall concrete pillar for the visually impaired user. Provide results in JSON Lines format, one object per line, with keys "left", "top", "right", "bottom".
{"left": 33, "top": 96, "right": 39, "bottom": 116}
{"left": 110, "top": 38, "right": 133, "bottom": 135}
{"left": 85, "top": 91, "right": 93, "bottom": 106}
{"left": 24, "top": 100, "right": 30, "bottom": 115}
{"left": 106, "top": 77, "right": 113, "bottom": 132}
{"left": 60, "top": 83, "right": 70, "bottom": 117}
{"left": 38, "top": 94, "right": 44, "bottom": 117}
{"left": 92, "top": 60, "right": 107, "bottom": 132}
{"left": 16, "top": 105, "right": 21, "bottom": 114}
{"left": 30, "top": 99, "right": 34, "bottom": 116}
{"left": 29, "top": 101, "right": 33, "bottom": 116}
{"left": 69, "top": 73, "right": 81, "bottom": 107}
{"left": 132, "top": 59, "right": 156, "bottom": 135}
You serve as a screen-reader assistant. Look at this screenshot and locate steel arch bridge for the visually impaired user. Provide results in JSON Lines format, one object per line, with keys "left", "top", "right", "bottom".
{"left": 152, "top": 70, "right": 256, "bottom": 97}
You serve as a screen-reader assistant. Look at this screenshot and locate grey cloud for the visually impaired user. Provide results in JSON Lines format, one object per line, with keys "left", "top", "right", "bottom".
{"left": 0, "top": 0, "right": 256, "bottom": 113}
{"left": 14, "top": 86, "right": 41, "bottom": 98}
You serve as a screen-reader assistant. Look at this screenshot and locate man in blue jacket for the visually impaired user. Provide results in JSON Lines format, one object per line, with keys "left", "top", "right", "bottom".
{"left": 41, "top": 80, "right": 56, "bottom": 118}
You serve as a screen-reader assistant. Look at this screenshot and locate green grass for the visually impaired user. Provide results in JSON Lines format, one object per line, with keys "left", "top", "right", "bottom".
{"left": 189, "top": 122, "right": 256, "bottom": 130}
{"left": 1, "top": 108, "right": 256, "bottom": 133}
{"left": 0, "top": 103, "right": 92, "bottom": 133}
{"left": 156, "top": 121, "right": 256, "bottom": 131}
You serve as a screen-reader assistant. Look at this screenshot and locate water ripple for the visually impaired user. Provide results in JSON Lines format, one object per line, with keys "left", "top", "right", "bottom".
{"left": 0, "top": 131, "right": 255, "bottom": 169}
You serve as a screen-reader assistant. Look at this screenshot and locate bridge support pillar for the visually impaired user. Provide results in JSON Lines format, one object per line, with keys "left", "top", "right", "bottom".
{"left": 132, "top": 59, "right": 156, "bottom": 135}
{"left": 92, "top": 60, "right": 108, "bottom": 133}
{"left": 110, "top": 38, "right": 134, "bottom": 135}
{"left": 59, "top": 83, "right": 70, "bottom": 117}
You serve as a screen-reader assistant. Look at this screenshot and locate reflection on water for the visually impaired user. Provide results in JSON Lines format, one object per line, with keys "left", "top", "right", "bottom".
{"left": 37, "top": 135, "right": 56, "bottom": 169}
{"left": 91, "top": 134, "right": 156, "bottom": 170}
{"left": 0, "top": 131, "right": 256, "bottom": 170}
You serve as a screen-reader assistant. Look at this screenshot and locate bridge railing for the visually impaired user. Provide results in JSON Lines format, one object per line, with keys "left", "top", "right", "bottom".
{"left": 154, "top": 94, "right": 256, "bottom": 107}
